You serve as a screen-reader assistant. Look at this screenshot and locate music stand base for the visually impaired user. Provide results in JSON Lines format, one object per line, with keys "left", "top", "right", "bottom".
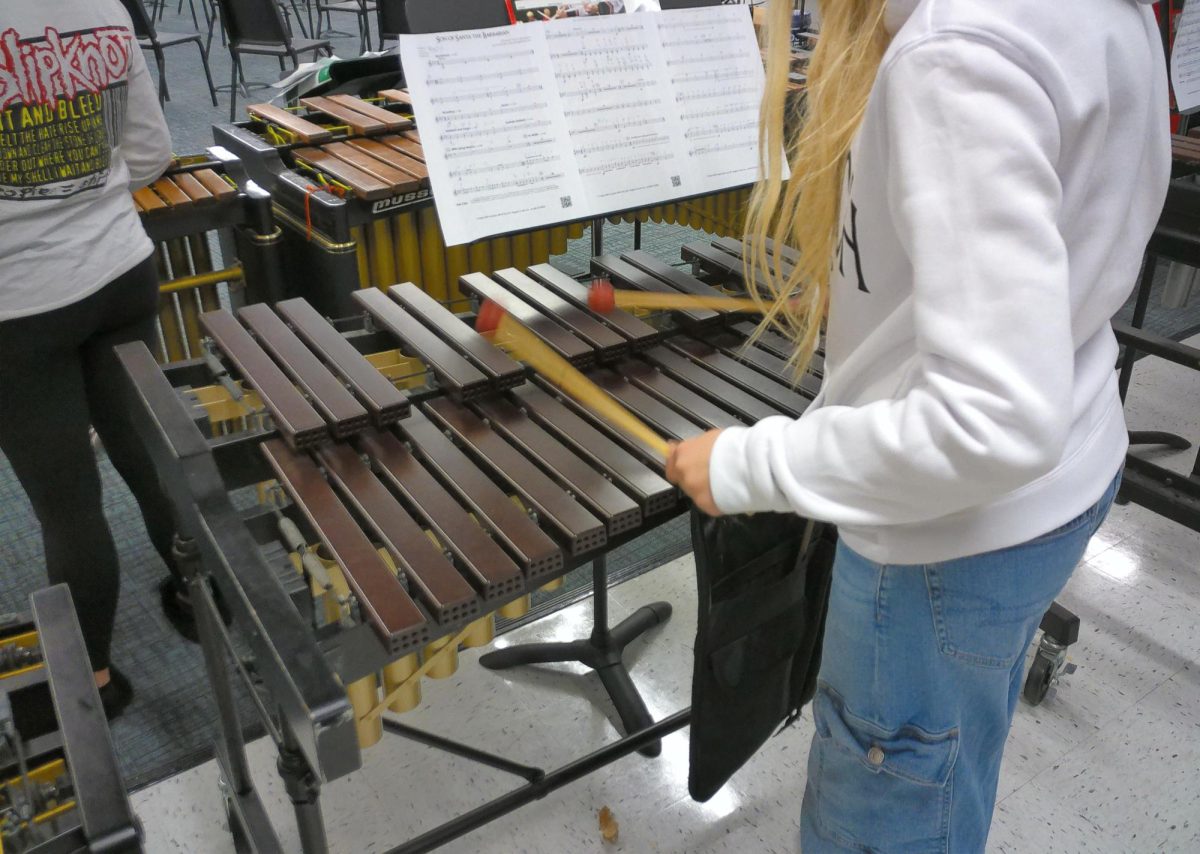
{"left": 1129, "top": 429, "right": 1192, "bottom": 451}
{"left": 478, "top": 555, "right": 671, "bottom": 758}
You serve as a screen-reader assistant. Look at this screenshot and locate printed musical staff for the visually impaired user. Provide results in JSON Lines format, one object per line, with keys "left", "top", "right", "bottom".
{"left": 398, "top": 6, "right": 767, "bottom": 245}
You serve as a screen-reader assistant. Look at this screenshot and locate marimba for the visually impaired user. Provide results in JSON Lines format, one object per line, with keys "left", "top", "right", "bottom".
{"left": 215, "top": 89, "right": 756, "bottom": 318}
{"left": 133, "top": 151, "right": 284, "bottom": 363}
{"left": 115, "top": 249, "right": 819, "bottom": 854}
{"left": 214, "top": 90, "right": 592, "bottom": 316}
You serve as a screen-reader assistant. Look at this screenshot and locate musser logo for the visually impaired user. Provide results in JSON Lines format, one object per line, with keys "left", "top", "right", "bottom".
{"left": 371, "top": 188, "right": 433, "bottom": 214}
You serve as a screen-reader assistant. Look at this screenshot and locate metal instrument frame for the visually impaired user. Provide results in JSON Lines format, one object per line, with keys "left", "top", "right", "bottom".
{"left": 1, "top": 586, "right": 143, "bottom": 854}
{"left": 116, "top": 330, "right": 698, "bottom": 854}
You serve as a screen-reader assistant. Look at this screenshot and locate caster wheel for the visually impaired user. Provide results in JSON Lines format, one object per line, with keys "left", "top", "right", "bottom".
{"left": 1022, "top": 653, "right": 1055, "bottom": 706}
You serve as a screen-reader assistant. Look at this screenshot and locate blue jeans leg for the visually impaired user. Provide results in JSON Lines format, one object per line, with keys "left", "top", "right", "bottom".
{"left": 800, "top": 474, "right": 1120, "bottom": 853}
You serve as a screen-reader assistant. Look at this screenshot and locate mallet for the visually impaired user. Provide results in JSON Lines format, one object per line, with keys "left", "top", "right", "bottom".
{"left": 587, "top": 278, "right": 763, "bottom": 315}
{"left": 475, "top": 300, "right": 672, "bottom": 459}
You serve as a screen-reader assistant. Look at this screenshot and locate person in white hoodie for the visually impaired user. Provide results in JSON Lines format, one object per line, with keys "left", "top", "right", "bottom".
{"left": 0, "top": 0, "right": 174, "bottom": 718}
{"left": 665, "top": 0, "right": 1169, "bottom": 849}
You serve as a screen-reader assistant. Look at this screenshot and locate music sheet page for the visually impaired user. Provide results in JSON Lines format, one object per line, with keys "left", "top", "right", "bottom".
{"left": 546, "top": 14, "right": 689, "bottom": 213}
{"left": 659, "top": 5, "right": 775, "bottom": 193}
{"left": 1172, "top": 1, "right": 1200, "bottom": 115}
{"left": 402, "top": 7, "right": 767, "bottom": 245}
{"left": 399, "top": 25, "right": 587, "bottom": 246}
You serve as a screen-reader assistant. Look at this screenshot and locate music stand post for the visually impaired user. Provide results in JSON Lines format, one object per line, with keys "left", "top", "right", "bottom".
{"left": 478, "top": 554, "right": 673, "bottom": 758}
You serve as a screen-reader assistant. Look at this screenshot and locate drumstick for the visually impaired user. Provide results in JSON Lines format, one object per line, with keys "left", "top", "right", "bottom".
{"left": 475, "top": 300, "right": 672, "bottom": 459}
{"left": 588, "top": 278, "right": 762, "bottom": 315}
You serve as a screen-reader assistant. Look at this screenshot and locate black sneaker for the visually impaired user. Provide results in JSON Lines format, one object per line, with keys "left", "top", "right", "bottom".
{"left": 98, "top": 666, "right": 133, "bottom": 720}
{"left": 159, "top": 576, "right": 231, "bottom": 643}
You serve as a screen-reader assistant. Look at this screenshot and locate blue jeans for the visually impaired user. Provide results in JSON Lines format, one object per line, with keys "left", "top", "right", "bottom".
{"left": 800, "top": 472, "right": 1121, "bottom": 853}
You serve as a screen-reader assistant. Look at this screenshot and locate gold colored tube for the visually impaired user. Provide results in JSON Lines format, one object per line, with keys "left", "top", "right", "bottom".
{"left": 490, "top": 237, "right": 512, "bottom": 270}
{"left": 347, "top": 674, "right": 384, "bottom": 748}
{"left": 549, "top": 225, "right": 569, "bottom": 256}
{"left": 418, "top": 207, "right": 448, "bottom": 302}
{"left": 188, "top": 234, "right": 221, "bottom": 311}
{"left": 531, "top": 228, "right": 551, "bottom": 265}
{"left": 371, "top": 218, "right": 397, "bottom": 288}
{"left": 352, "top": 226, "right": 371, "bottom": 289}
{"left": 468, "top": 241, "right": 491, "bottom": 275}
{"left": 393, "top": 211, "right": 422, "bottom": 286}
{"left": 423, "top": 634, "right": 459, "bottom": 679}
{"left": 156, "top": 265, "right": 244, "bottom": 294}
{"left": 382, "top": 654, "right": 421, "bottom": 713}
{"left": 461, "top": 613, "right": 496, "bottom": 649}
{"left": 155, "top": 245, "right": 187, "bottom": 363}
{"left": 511, "top": 231, "right": 532, "bottom": 270}
{"left": 498, "top": 595, "right": 531, "bottom": 620}
{"left": 445, "top": 241, "right": 470, "bottom": 306}
{"left": 568, "top": 220, "right": 586, "bottom": 240}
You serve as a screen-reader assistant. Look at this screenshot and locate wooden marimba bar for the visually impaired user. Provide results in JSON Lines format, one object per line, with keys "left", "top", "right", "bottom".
{"left": 134, "top": 153, "right": 282, "bottom": 363}
{"left": 115, "top": 246, "right": 819, "bottom": 853}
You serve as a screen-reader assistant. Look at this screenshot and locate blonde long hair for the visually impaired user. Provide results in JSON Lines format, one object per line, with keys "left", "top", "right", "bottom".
{"left": 745, "top": 0, "right": 890, "bottom": 374}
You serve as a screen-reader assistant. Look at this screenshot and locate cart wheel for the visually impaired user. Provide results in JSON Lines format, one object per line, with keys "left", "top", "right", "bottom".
{"left": 1022, "top": 653, "right": 1055, "bottom": 706}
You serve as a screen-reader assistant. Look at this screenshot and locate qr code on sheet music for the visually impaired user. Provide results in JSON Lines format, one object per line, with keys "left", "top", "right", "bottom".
{"left": 560, "top": 195, "right": 573, "bottom": 209}
{"left": 670, "top": 175, "right": 681, "bottom": 187}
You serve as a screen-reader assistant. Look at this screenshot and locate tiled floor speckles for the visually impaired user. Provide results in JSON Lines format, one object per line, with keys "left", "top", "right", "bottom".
{"left": 134, "top": 491, "right": 1200, "bottom": 853}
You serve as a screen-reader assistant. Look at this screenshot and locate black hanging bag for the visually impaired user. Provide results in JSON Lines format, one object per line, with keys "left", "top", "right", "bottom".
{"left": 687, "top": 510, "right": 836, "bottom": 802}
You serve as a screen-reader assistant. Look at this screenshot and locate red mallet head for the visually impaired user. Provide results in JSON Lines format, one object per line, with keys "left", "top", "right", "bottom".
{"left": 475, "top": 299, "right": 506, "bottom": 335}
{"left": 588, "top": 278, "right": 616, "bottom": 314}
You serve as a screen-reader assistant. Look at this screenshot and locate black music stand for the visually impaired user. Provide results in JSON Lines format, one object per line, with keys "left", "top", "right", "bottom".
{"left": 479, "top": 555, "right": 671, "bottom": 757}
{"left": 405, "top": 0, "right": 673, "bottom": 758}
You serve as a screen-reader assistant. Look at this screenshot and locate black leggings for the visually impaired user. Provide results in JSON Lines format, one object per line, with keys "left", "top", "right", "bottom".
{"left": 0, "top": 256, "right": 175, "bottom": 671}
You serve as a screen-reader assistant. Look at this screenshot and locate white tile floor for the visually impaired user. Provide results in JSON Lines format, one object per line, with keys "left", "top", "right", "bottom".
{"left": 133, "top": 344, "right": 1200, "bottom": 853}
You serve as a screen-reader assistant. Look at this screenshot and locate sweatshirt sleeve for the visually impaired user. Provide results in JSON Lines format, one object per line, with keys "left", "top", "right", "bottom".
{"left": 708, "top": 36, "right": 1073, "bottom": 526}
{"left": 119, "top": 26, "right": 172, "bottom": 188}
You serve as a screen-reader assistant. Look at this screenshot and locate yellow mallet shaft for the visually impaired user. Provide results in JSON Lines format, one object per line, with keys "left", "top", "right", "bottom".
{"left": 477, "top": 303, "right": 671, "bottom": 459}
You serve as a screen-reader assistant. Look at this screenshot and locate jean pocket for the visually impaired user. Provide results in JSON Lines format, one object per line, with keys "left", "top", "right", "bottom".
{"left": 925, "top": 544, "right": 1082, "bottom": 669}
{"left": 808, "top": 685, "right": 957, "bottom": 852}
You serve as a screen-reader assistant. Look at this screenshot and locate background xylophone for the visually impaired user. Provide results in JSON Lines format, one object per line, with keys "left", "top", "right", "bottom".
{"left": 133, "top": 150, "right": 285, "bottom": 363}
{"left": 214, "top": 88, "right": 755, "bottom": 319}
{"left": 114, "top": 247, "right": 820, "bottom": 854}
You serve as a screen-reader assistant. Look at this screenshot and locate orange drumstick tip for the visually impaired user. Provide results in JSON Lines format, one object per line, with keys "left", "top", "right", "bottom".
{"left": 588, "top": 278, "right": 616, "bottom": 314}
{"left": 475, "top": 299, "right": 506, "bottom": 334}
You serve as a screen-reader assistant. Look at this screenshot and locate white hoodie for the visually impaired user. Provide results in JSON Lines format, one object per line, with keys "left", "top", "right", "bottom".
{"left": 709, "top": 0, "right": 1170, "bottom": 564}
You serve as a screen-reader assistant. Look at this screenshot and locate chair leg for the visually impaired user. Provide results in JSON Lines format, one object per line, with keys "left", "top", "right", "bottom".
{"left": 153, "top": 48, "right": 168, "bottom": 104}
{"left": 228, "top": 53, "right": 239, "bottom": 123}
{"left": 289, "top": 0, "right": 310, "bottom": 38}
{"left": 198, "top": 42, "right": 218, "bottom": 107}
{"left": 278, "top": 56, "right": 287, "bottom": 74}
{"left": 185, "top": 0, "right": 201, "bottom": 30}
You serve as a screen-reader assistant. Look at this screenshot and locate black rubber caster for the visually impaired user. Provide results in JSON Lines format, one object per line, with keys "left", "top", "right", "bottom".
{"left": 1023, "top": 651, "right": 1056, "bottom": 705}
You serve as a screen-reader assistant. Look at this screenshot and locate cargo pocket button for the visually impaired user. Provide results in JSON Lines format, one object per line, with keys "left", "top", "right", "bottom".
{"left": 866, "top": 745, "right": 885, "bottom": 766}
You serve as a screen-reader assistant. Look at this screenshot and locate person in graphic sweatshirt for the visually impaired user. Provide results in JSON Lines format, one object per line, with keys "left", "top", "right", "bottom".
{"left": 0, "top": 1, "right": 177, "bottom": 718}
{"left": 666, "top": 0, "right": 1168, "bottom": 849}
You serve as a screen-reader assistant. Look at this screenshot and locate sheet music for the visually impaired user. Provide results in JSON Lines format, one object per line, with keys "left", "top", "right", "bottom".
{"left": 547, "top": 14, "right": 689, "bottom": 211}
{"left": 661, "top": 5, "right": 776, "bottom": 192}
{"left": 1172, "top": 2, "right": 1200, "bottom": 115}
{"left": 399, "top": 26, "right": 587, "bottom": 246}
{"left": 401, "top": 7, "right": 767, "bottom": 245}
